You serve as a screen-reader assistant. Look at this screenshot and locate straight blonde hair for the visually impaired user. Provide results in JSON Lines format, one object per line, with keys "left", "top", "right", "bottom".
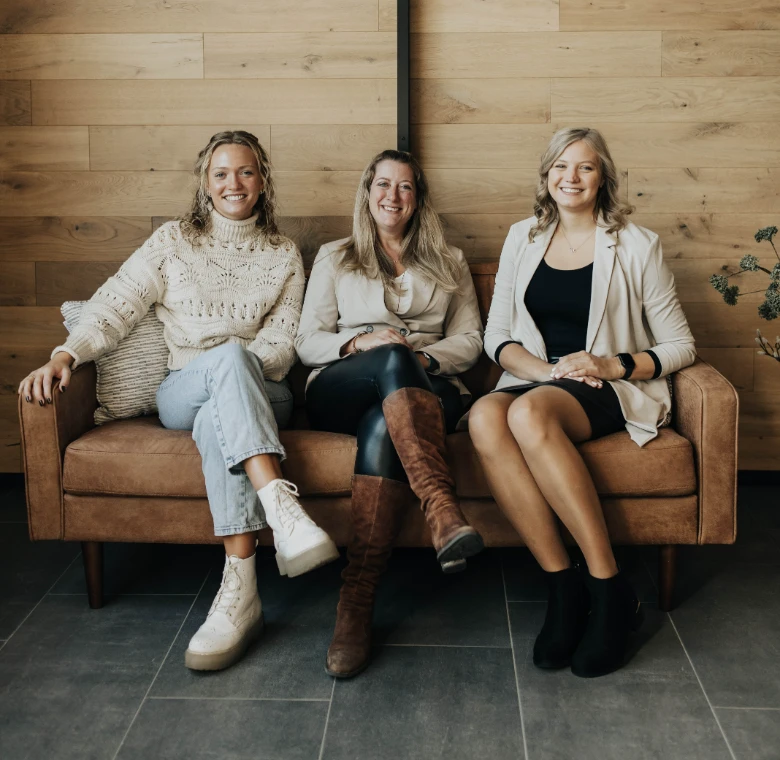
{"left": 338, "top": 150, "right": 461, "bottom": 293}
{"left": 530, "top": 127, "right": 633, "bottom": 242}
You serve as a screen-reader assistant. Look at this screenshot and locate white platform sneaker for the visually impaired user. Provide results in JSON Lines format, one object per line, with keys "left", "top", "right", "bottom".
{"left": 185, "top": 553, "right": 264, "bottom": 671}
{"left": 258, "top": 479, "right": 340, "bottom": 578}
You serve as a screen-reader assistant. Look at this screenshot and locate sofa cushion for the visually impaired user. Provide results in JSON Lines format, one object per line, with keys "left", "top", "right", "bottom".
{"left": 63, "top": 416, "right": 696, "bottom": 500}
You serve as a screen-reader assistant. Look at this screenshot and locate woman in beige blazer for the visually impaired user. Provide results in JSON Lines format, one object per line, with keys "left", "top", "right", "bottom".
{"left": 469, "top": 127, "right": 695, "bottom": 678}
{"left": 296, "top": 149, "right": 484, "bottom": 679}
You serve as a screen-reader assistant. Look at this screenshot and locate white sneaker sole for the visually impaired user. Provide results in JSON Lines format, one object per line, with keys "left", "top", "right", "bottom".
{"left": 184, "top": 613, "right": 265, "bottom": 671}
{"left": 276, "top": 537, "right": 340, "bottom": 577}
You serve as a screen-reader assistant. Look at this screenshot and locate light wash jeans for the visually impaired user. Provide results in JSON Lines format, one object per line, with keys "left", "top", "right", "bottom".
{"left": 156, "top": 343, "right": 294, "bottom": 537}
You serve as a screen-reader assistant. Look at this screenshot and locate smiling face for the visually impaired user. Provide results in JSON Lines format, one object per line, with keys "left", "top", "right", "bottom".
{"left": 206, "top": 144, "right": 263, "bottom": 221}
{"left": 369, "top": 160, "right": 417, "bottom": 237}
{"left": 547, "top": 140, "right": 602, "bottom": 215}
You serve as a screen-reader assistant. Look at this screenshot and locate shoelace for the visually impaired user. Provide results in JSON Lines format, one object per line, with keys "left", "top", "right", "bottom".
{"left": 208, "top": 560, "right": 241, "bottom": 619}
{"left": 273, "top": 479, "right": 310, "bottom": 533}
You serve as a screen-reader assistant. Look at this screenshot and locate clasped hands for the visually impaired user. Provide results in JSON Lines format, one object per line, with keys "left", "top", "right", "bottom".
{"left": 350, "top": 329, "right": 430, "bottom": 369}
{"left": 545, "top": 351, "right": 625, "bottom": 389}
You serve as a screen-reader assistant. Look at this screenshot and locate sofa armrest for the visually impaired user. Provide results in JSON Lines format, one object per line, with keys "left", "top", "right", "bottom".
{"left": 672, "top": 358, "right": 738, "bottom": 544}
{"left": 19, "top": 362, "right": 98, "bottom": 540}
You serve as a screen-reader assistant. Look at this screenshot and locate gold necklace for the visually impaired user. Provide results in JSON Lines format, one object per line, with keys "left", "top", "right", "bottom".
{"left": 559, "top": 225, "right": 596, "bottom": 255}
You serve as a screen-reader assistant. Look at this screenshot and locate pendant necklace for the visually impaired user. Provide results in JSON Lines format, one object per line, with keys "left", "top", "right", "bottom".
{"left": 559, "top": 225, "right": 596, "bottom": 255}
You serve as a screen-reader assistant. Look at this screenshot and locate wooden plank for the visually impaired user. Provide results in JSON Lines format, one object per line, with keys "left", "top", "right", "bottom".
{"left": 413, "top": 0, "right": 558, "bottom": 32}
{"left": 683, "top": 301, "right": 772, "bottom": 348}
{"left": 0, "top": 81, "right": 30, "bottom": 126}
{"left": 32, "top": 80, "right": 396, "bottom": 126}
{"left": 696, "top": 348, "right": 754, "bottom": 391}
{"left": 0, "top": 217, "right": 151, "bottom": 262}
{"left": 440, "top": 214, "right": 519, "bottom": 260}
{"left": 414, "top": 32, "right": 662, "bottom": 78}
{"left": 552, "top": 77, "right": 780, "bottom": 123}
{"left": 739, "top": 392, "right": 780, "bottom": 437}
{"left": 36, "top": 262, "right": 122, "bottom": 306}
{"left": 663, "top": 31, "right": 780, "bottom": 77}
{"left": 0, "top": 127, "right": 89, "bottom": 171}
{"left": 559, "top": 1, "right": 780, "bottom": 32}
{"left": 0, "top": 0, "right": 378, "bottom": 33}
{"left": 0, "top": 172, "right": 192, "bottom": 217}
{"left": 379, "top": 0, "right": 397, "bottom": 32}
{"left": 412, "top": 79, "right": 550, "bottom": 124}
{"left": 277, "top": 217, "right": 353, "bottom": 264}
{"left": 271, "top": 125, "right": 395, "bottom": 171}
{"left": 0, "top": 396, "right": 21, "bottom": 473}
{"left": 416, "top": 122, "right": 780, "bottom": 170}
{"left": 414, "top": 124, "right": 554, "bottom": 168}
{"left": 0, "top": 347, "right": 54, "bottom": 394}
{"left": 0, "top": 263, "right": 35, "bottom": 306}
{"left": 632, "top": 214, "right": 780, "bottom": 259}
{"left": 205, "top": 33, "right": 395, "bottom": 79}
{"left": 275, "top": 172, "right": 362, "bottom": 216}
{"left": 754, "top": 351, "right": 780, "bottom": 393}
{"left": 738, "top": 436, "right": 780, "bottom": 470}
{"left": 0, "top": 34, "right": 203, "bottom": 80}
{"left": 630, "top": 168, "right": 780, "bottom": 213}
{"left": 668, "top": 259, "right": 766, "bottom": 304}
{"left": 0, "top": 307, "right": 67, "bottom": 348}
{"left": 427, "top": 169, "right": 537, "bottom": 215}
{"left": 89, "top": 126, "right": 271, "bottom": 171}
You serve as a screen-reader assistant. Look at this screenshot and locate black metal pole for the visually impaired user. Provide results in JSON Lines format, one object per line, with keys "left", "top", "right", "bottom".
{"left": 397, "top": 0, "right": 410, "bottom": 152}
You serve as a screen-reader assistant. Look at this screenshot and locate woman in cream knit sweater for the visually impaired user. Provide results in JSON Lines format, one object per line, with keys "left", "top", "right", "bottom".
{"left": 19, "top": 131, "right": 339, "bottom": 672}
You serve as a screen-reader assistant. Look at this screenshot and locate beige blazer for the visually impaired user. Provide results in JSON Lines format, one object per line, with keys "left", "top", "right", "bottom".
{"left": 296, "top": 239, "right": 484, "bottom": 397}
{"left": 484, "top": 217, "right": 696, "bottom": 446}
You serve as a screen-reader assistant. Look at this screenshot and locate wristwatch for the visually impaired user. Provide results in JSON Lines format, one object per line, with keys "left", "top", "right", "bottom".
{"left": 616, "top": 353, "right": 636, "bottom": 380}
{"left": 420, "top": 352, "right": 440, "bottom": 373}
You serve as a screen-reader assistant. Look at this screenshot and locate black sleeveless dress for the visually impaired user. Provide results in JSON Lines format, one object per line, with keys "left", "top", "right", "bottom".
{"left": 496, "top": 258, "right": 626, "bottom": 440}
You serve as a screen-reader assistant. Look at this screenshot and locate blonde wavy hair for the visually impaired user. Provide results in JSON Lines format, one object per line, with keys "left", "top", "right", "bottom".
{"left": 338, "top": 150, "right": 461, "bottom": 293}
{"left": 180, "top": 130, "right": 282, "bottom": 244}
{"left": 530, "top": 127, "right": 633, "bottom": 242}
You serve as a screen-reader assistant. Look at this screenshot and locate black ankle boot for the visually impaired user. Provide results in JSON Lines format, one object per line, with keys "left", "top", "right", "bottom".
{"left": 571, "top": 570, "right": 644, "bottom": 678}
{"left": 533, "top": 565, "right": 590, "bottom": 669}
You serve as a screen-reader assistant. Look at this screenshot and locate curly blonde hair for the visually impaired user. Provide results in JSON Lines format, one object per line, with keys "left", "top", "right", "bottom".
{"left": 338, "top": 150, "right": 461, "bottom": 293}
{"left": 180, "top": 130, "right": 282, "bottom": 244}
{"left": 530, "top": 127, "right": 633, "bottom": 242}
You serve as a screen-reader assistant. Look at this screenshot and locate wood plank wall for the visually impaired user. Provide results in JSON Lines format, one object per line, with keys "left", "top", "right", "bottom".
{"left": 409, "top": 0, "right": 780, "bottom": 470}
{"left": 0, "top": 1, "right": 395, "bottom": 471}
{"left": 1, "top": 0, "right": 779, "bottom": 471}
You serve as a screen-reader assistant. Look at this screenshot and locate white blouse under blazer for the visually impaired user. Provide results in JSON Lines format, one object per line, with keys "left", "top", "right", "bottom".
{"left": 296, "top": 239, "right": 484, "bottom": 397}
{"left": 484, "top": 217, "right": 696, "bottom": 446}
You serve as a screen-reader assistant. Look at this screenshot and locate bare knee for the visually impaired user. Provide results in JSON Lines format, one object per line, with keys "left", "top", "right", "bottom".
{"left": 507, "top": 397, "right": 559, "bottom": 449}
{"left": 468, "top": 395, "right": 512, "bottom": 452}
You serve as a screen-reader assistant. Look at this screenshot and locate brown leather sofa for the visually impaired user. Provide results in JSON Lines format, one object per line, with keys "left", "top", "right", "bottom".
{"left": 18, "top": 263, "right": 738, "bottom": 612}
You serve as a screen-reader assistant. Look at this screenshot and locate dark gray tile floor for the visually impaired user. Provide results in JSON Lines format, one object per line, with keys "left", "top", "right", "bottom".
{"left": 1, "top": 474, "right": 778, "bottom": 760}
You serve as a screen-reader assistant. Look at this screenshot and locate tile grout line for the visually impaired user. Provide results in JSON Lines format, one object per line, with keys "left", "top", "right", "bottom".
{"left": 111, "top": 568, "right": 211, "bottom": 760}
{"left": 148, "top": 695, "right": 331, "bottom": 702}
{"left": 501, "top": 559, "right": 529, "bottom": 760}
{"left": 317, "top": 678, "right": 336, "bottom": 760}
{"left": 667, "top": 614, "right": 738, "bottom": 760}
{"left": 640, "top": 553, "right": 739, "bottom": 760}
{"left": 0, "top": 550, "right": 82, "bottom": 654}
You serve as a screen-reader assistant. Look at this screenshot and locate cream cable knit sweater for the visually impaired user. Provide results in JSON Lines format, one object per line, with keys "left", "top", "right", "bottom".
{"left": 53, "top": 210, "right": 305, "bottom": 382}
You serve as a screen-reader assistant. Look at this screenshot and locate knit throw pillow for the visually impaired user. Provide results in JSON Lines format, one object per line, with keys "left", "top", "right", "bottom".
{"left": 61, "top": 301, "right": 169, "bottom": 425}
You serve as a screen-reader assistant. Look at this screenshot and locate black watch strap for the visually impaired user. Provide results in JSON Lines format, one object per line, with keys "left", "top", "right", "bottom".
{"left": 422, "top": 352, "right": 440, "bottom": 373}
{"left": 616, "top": 353, "right": 636, "bottom": 380}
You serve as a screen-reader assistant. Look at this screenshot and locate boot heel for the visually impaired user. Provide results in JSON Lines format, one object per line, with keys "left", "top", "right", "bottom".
{"left": 276, "top": 553, "right": 287, "bottom": 576}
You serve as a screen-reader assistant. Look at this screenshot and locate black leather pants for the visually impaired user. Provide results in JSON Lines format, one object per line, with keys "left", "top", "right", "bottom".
{"left": 305, "top": 343, "right": 464, "bottom": 482}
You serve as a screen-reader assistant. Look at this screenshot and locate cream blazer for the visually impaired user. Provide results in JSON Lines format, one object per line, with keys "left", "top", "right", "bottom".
{"left": 484, "top": 217, "right": 696, "bottom": 446}
{"left": 296, "top": 239, "right": 484, "bottom": 397}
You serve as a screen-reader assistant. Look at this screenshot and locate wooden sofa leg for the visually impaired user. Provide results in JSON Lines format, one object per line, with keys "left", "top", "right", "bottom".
{"left": 82, "top": 541, "right": 104, "bottom": 609}
{"left": 658, "top": 544, "right": 677, "bottom": 612}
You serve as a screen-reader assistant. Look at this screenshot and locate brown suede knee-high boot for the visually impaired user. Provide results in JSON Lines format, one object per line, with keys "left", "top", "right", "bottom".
{"left": 382, "top": 387, "right": 484, "bottom": 568}
{"left": 326, "top": 475, "right": 410, "bottom": 679}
